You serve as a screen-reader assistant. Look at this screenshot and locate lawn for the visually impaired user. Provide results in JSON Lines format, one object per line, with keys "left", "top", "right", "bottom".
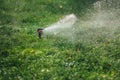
{"left": 0, "top": 0, "right": 120, "bottom": 80}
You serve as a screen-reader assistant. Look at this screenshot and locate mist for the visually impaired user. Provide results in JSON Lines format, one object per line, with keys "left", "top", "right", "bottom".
{"left": 43, "top": 0, "right": 120, "bottom": 43}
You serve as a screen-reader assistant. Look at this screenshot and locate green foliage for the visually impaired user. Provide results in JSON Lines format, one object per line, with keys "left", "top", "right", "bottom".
{"left": 0, "top": 0, "right": 120, "bottom": 80}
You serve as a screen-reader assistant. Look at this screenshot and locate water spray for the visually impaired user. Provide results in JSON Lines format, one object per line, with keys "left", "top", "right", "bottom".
{"left": 37, "top": 14, "right": 77, "bottom": 39}
{"left": 43, "top": 14, "right": 77, "bottom": 35}
{"left": 37, "top": 0, "right": 120, "bottom": 43}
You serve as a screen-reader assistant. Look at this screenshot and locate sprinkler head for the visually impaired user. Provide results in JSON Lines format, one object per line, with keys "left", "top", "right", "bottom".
{"left": 37, "top": 28, "right": 44, "bottom": 39}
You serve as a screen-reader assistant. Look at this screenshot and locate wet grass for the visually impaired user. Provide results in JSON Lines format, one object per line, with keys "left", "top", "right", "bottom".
{"left": 0, "top": 0, "right": 120, "bottom": 80}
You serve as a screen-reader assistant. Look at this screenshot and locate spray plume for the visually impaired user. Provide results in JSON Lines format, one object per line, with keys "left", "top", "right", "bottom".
{"left": 43, "top": 14, "right": 77, "bottom": 35}
{"left": 43, "top": 0, "right": 120, "bottom": 43}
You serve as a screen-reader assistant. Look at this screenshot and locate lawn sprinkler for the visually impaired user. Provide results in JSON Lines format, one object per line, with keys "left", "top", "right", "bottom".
{"left": 37, "top": 28, "right": 43, "bottom": 39}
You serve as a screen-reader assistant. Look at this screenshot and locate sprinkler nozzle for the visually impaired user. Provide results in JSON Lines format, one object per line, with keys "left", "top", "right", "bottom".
{"left": 37, "top": 28, "right": 43, "bottom": 39}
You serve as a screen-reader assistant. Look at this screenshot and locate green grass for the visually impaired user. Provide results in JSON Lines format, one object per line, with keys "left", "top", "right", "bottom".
{"left": 0, "top": 0, "right": 120, "bottom": 80}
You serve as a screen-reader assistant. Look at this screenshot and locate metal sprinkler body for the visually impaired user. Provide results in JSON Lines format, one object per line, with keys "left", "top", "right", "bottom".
{"left": 37, "top": 28, "right": 43, "bottom": 39}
